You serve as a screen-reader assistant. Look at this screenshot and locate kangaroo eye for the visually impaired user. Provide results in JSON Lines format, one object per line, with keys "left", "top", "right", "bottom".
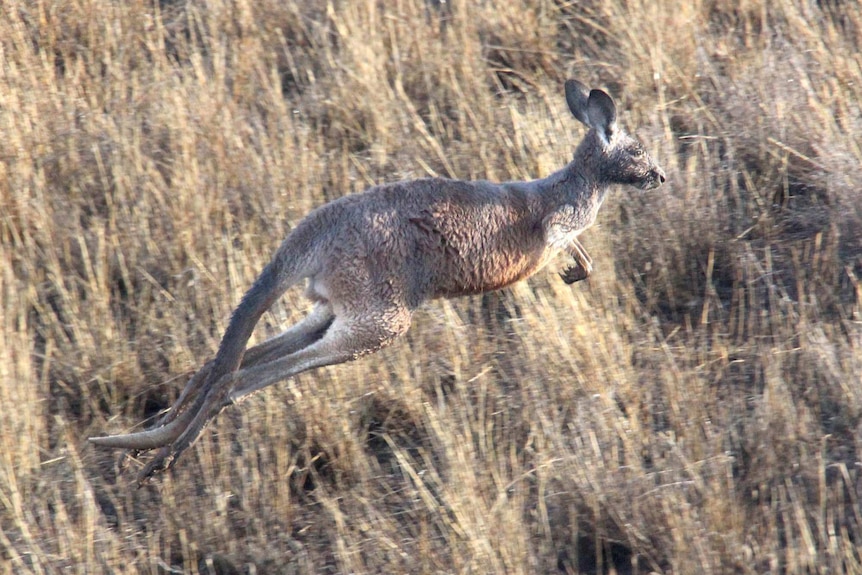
{"left": 634, "top": 148, "right": 645, "bottom": 157}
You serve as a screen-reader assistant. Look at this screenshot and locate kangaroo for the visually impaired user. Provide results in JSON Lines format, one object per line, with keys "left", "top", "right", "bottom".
{"left": 90, "top": 80, "right": 665, "bottom": 482}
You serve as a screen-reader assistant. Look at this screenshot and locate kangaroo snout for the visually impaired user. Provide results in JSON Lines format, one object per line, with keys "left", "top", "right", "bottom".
{"left": 641, "top": 166, "right": 666, "bottom": 190}
{"left": 655, "top": 167, "right": 667, "bottom": 186}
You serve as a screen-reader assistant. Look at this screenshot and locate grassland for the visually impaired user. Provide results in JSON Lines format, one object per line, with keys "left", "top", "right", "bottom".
{"left": 2, "top": 0, "right": 861, "bottom": 573}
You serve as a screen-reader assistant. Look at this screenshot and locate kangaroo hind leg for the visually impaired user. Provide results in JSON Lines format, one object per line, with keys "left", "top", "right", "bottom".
{"left": 137, "top": 303, "right": 414, "bottom": 482}
{"left": 227, "top": 304, "right": 413, "bottom": 403}
{"left": 96, "top": 304, "right": 337, "bottom": 473}
{"left": 154, "top": 303, "right": 335, "bottom": 429}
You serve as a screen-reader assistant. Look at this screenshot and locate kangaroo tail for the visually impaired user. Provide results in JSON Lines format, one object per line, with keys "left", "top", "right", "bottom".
{"left": 89, "top": 225, "right": 317, "bottom": 451}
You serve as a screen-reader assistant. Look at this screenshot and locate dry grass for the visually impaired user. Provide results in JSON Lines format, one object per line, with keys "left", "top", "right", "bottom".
{"left": 2, "top": 0, "right": 861, "bottom": 573}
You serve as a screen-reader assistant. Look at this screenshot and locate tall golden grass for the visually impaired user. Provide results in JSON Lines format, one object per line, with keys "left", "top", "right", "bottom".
{"left": 2, "top": 0, "right": 861, "bottom": 572}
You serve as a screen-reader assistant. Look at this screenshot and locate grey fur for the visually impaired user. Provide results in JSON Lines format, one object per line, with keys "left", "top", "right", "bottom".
{"left": 90, "top": 80, "right": 666, "bottom": 483}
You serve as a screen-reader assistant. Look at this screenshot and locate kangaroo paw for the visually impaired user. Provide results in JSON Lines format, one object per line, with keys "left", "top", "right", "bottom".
{"left": 560, "top": 265, "right": 589, "bottom": 284}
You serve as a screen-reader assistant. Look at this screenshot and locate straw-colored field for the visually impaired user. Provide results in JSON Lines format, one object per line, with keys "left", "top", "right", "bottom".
{"left": 2, "top": 1, "right": 861, "bottom": 573}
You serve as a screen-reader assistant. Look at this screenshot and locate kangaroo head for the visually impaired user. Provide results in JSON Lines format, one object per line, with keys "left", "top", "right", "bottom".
{"left": 565, "top": 79, "right": 666, "bottom": 191}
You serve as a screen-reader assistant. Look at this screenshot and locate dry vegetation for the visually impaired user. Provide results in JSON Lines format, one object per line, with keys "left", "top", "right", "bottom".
{"left": 2, "top": 0, "right": 862, "bottom": 573}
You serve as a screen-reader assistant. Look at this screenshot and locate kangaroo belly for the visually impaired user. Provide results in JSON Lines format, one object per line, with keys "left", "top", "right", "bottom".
{"left": 432, "top": 245, "right": 555, "bottom": 298}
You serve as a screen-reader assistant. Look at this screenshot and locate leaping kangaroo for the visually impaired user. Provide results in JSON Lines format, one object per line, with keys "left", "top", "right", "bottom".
{"left": 90, "top": 80, "right": 666, "bottom": 483}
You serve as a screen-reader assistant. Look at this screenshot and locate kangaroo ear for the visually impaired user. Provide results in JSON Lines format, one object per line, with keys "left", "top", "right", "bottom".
{"left": 564, "top": 80, "right": 591, "bottom": 126}
{"left": 587, "top": 89, "right": 617, "bottom": 145}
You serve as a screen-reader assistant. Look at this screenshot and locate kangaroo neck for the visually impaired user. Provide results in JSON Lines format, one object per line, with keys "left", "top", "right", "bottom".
{"left": 501, "top": 130, "right": 610, "bottom": 219}
{"left": 527, "top": 155, "right": 608, "bottom": 217}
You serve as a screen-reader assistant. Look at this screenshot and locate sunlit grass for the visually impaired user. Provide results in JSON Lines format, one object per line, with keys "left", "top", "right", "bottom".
{"left": 1, "top": 0, "right": 861, "bottom": 572}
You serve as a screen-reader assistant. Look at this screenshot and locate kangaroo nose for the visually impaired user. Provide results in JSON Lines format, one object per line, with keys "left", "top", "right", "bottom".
{"left": 657, "top": 168, "right": 666, "bottom": 185}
